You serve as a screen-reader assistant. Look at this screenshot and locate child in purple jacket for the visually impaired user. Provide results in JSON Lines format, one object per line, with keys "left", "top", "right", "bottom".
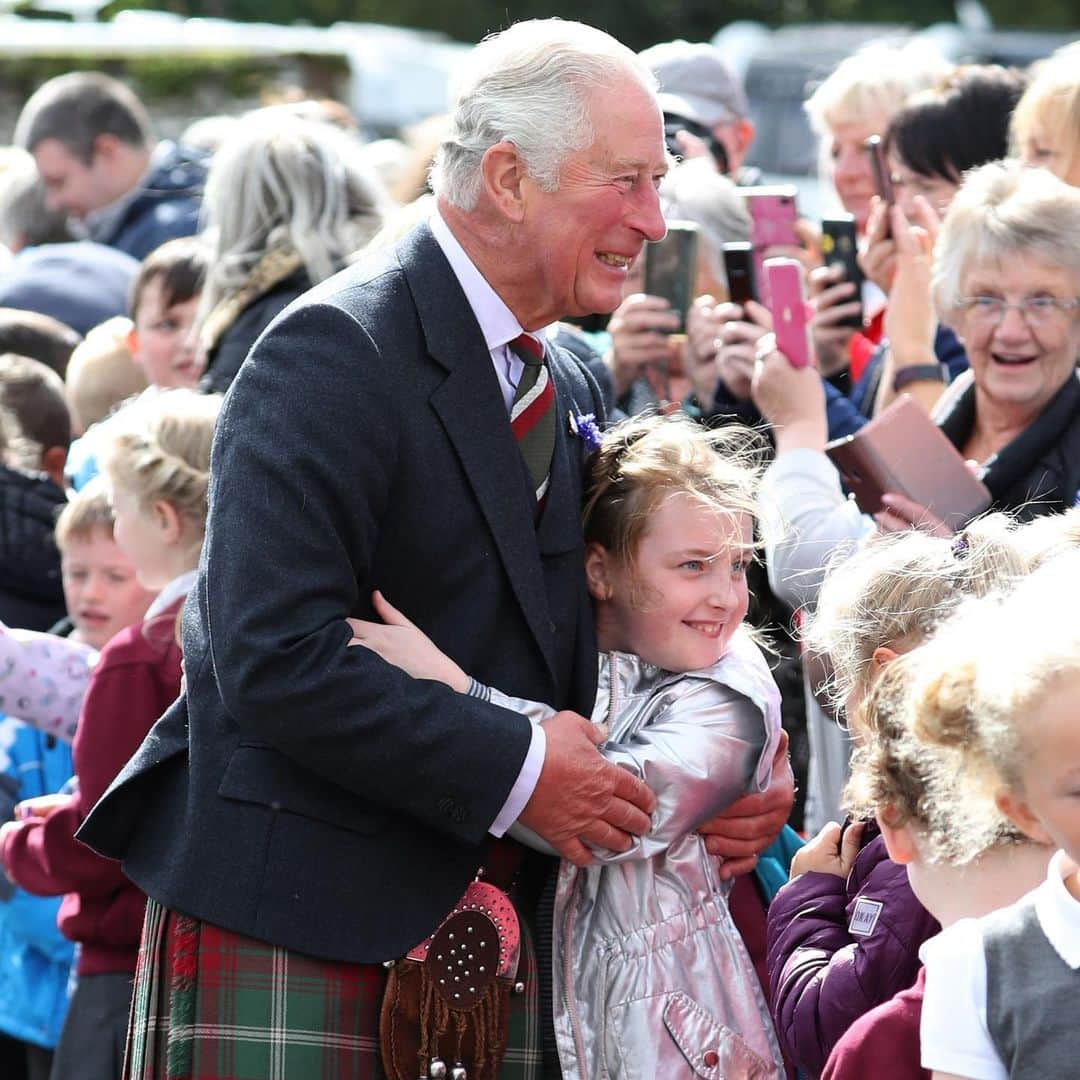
{"left": 765, "top": 521, "right": 1026, "bottom": 1077}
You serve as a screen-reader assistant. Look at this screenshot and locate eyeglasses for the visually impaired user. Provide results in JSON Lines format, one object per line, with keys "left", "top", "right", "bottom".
{"left": 955, "top": 294, "right": 1080, "bottom": 328}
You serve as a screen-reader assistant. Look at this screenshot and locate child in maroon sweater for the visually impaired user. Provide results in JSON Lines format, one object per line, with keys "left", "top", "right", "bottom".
{"left": 1, "top": 389, "right": 220, "bottom": 1080}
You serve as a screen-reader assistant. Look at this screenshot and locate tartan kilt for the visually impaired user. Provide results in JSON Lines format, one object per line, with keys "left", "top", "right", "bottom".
{"left": 124, "top": 897, "right": 542, "bottom": 1080}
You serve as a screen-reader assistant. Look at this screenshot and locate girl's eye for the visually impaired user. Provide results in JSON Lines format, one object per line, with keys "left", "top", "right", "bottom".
{"left": 681, "top": 559, "right": 705, "bottom": 572}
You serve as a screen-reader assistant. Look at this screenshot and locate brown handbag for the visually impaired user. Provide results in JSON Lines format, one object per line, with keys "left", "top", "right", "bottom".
{"left": 379, "top": 879, "right": 521, "bottom": 1080}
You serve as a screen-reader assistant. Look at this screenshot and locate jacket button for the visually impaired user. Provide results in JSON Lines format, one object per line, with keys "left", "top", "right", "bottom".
{"left": 703, "top": 1050, "right": 719, "bottom": 1068}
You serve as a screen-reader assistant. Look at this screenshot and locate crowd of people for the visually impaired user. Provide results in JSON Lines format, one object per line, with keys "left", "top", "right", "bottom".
{"left": 0, "top": 15, "right": 1075, "bottom": 1080}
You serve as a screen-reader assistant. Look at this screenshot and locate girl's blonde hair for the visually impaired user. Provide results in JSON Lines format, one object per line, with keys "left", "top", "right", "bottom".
{"left": 54, "top": 476, "right": 115, "bottom": 552}
{"left": 1009, "top": 44, "right": 1080, "bottom": 186}
{"left": 97, "top": 389, "right": 221, "bottom": 536}
{"left": 806, "top": 516, "right": 1027, "bottom": 710}
{"left": 844, "top": 654, "right": 1023, "bottom": 863}
{"left": 583, "top": 413, "right": 764, "bottom": 586}
{"left": 912, "top": 553, "right": 1080, "bottom": 795}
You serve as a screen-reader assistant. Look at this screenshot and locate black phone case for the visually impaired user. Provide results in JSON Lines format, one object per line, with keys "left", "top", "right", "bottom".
{"left": 644, "top": 225, "right": 699, "bottom": 334}
{"left": 722, "top": 242, "right": 758, "bottom": 306}
{"left": 821, "top": 217, "right": 864, "bottom": 331}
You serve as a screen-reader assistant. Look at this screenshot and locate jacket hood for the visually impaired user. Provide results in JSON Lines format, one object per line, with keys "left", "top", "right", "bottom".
{"left": 0, "top": 466, "right": 66, "bottom": 603}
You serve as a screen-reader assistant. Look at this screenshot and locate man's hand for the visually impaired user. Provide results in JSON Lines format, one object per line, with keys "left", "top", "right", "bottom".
{"left": 518, "top": 711, "right": 656, "bottom": 867}
{"left": 698, "top": 730, "right": 795, "bottom": 880}
{"left": 790, "top": 820, "right": 864, "bottom": 879}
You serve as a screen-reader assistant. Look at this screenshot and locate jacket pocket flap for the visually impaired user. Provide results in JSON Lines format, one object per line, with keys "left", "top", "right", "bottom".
{"left": 662, "top": 991, "right": 773, "bottom": 1079}
{"left": 217, "top": 744, "right": 388, "bottom": 834}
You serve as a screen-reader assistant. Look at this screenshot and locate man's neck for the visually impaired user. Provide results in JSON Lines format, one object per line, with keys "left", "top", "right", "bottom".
{"left": 437, "top": 198, "right": 550, "bottom": 331}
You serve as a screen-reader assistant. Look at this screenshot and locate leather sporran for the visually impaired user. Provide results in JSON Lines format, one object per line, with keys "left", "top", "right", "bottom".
{"left": 380, "top": 880, "right": 520, "bottom": 1080}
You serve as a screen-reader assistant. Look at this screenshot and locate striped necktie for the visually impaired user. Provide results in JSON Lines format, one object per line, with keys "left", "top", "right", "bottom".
{"left": 509, "top": 333, "right": 556, "bottom": 507}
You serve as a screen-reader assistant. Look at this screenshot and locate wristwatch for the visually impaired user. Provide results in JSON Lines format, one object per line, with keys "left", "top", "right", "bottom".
{"left": 893, "top": 363, "right": 948, "bottom": 393}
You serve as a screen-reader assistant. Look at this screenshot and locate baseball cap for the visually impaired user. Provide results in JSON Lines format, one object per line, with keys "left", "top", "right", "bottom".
{"left": 639, "top": 40, "right": 749, "bottom": 128}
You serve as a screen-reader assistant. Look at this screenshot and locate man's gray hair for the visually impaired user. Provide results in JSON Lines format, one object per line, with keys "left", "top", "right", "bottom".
{"left": 0, "top": 148, "right": 72, "bottom": 250}
{"left": 933, "top": 160, "right": 1080, "bottom": 324}
{"left": 14, "top": 72, "right": 154, "bottom": 162}
{"left": 430, "top": 19, "right": 656, "bottom": 211}
{"left": 198, "top": 109, "right": 388, "bottom": 321}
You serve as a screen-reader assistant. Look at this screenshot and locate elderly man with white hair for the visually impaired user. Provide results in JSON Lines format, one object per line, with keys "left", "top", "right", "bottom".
{"left": 80, "top": 20, "right": 793, "bottom": 1079}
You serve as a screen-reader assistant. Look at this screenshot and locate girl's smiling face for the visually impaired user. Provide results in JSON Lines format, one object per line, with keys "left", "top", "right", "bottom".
{"left": 588, "top": 494, "right": 753, "bottom": 673}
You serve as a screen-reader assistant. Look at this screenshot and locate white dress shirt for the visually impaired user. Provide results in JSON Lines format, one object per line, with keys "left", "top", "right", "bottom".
{"left": 428, "top": 210, "right": 547, "bottom": 838}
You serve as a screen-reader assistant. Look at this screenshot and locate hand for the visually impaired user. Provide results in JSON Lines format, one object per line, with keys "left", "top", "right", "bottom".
{"left": 883, "top": 203, "right": 936, "bottom": 370}
{"left": 873, "top": 492, "right": 953, "bottom": 537}
{"left": 715, "top": 300, "right": 772, "bottom": 401}
{"left": 518, "top": 711, "right": 657, "bottom": 867}
{"left": 790, "top": 820, "right": 864, "bottom": 879}
{"left": 607, "top": 294, "right": 681, "bottom": 398}
{"left": 13, "top": 793, "right": 70, "bottom": 821}
{"left": 347, "top": 591, "right": 470, "bottom": 692}
{"left": 750, "top": 335, "right": 827, "bottom": 451}
{"left": 685, "top": 295, "right": 723, "bottom": 406}
{"left": 761, "top": 219, "right": 824, "bottom": 274}
{"left": 698, "top": 730, "right": 795, "bottom": 879}
{"left": 809, "top": 263, "right": 860, "bottom": 377}
{"left": 858, "top": 197, "right": 897, "bottom": 294}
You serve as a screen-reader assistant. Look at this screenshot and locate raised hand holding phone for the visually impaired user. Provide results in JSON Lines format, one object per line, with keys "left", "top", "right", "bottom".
{"left": 765, "top": 257, "right": 814, "bottom": 369}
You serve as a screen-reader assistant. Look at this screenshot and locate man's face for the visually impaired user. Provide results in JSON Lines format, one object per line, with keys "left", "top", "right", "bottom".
{"left": 33, "top": 137, "right": 119, "bottom": 219}
{"left": 516, "top": 78, "right": 668, "bottom": 324}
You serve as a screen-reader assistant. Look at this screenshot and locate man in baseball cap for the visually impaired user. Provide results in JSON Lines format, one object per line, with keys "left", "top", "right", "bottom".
{"left": 640, "top": 40, "right": 758, "bottom": 182}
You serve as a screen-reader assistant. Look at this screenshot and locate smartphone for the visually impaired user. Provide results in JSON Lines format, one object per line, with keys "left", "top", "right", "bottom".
{"left": 764, "top": 257, "right": 813, "bottom": 369}
{"left": 821, "top": 214, "right": 864, "bottom": 331}
{"left": 722, "top": 242, "right": 758, "bottom": 306}
{"left": 865, "top": 135, "right": 894, "bottom": 237}
{"left": 643, "top": 221, "right": 699, "bottom": 335}
{"left": 742, "top": 186, "right": 800, "bottom": 251}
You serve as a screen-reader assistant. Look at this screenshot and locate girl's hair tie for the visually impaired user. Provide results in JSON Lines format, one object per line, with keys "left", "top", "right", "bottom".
{"left": 951, "top": 530, "right": 970, "bottom": 560}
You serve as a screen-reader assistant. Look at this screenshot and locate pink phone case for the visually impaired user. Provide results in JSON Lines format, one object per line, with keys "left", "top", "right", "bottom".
{"left": 765, "top": 258, "right": 813, "bottom": 369}
{"left": 744, "top": 186, "right": 799, "bottom": 249}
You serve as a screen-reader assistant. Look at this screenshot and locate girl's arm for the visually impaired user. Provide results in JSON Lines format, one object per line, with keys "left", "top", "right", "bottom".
{"left": 0, "top": 626, "right": 95, "bottom": 744}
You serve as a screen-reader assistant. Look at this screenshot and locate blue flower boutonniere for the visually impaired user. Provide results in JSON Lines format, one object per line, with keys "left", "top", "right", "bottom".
{"left": 568, "top": 410, "right": 602, "bottom": 453}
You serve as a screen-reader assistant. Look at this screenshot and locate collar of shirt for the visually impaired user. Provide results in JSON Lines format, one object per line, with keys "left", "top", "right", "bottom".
{"left": 429, "top": 209, "right": 550, "bottom": 409}
{"left": 84, "top": 141, "right": 169, "bottom": 245}
{"left": 1035, "top": 849, "right": 1080, "bottom": 969}
{"left": 145, "top": 569, "right": 198, "bottom": 622}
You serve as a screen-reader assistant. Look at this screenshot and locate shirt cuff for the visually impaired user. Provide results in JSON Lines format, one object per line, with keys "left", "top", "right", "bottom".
{"left": 488, "top": 720, "right": 546, "bottom": 837}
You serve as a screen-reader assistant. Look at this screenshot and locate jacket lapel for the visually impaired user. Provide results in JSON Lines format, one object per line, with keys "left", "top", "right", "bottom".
{"left": 399, "top": 224, "right": 559, "bottom": 678}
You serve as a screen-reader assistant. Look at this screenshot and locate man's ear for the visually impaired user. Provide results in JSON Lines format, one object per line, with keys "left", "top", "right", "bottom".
{"left": 996, "top": 788, "right": 1054, "bottom": 846}
{"left": 876, "top": 808, "right": 919, "bottom": 865}
{"left": 735, "top": 118, "right": 756, "bottom": 154}
{"left": 480, "top": 141, "right": 527, "bottom": 224}
{"left": 584, "top": 541, "right": 614, "bottom": 602}
{"left": 151, "top": 499, "right": 183, "bottom": 546}
{"left": 90, "top": 132, "right": 125, "bottom": 166}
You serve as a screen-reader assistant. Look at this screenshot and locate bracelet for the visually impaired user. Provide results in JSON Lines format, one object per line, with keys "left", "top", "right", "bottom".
{"left": 893, "top": 363, "right": 948, "bottom": 393}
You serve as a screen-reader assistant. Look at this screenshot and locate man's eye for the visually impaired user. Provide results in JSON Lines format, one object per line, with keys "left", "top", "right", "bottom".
{"left": 732, "top": 561, "right": 749, "bottom": 577}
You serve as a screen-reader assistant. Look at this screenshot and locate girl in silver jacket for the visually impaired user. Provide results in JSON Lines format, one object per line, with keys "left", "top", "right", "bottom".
{"left": 350, "top": 414, "right": 786, "bottom": 1079}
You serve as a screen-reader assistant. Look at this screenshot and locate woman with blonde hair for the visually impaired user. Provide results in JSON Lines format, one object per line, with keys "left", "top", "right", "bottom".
{"left": 197, "top": 109, "right": 388, "bottom": 394}
{"left": 1012, "top": 43, "right": 1080, "bottom": 188}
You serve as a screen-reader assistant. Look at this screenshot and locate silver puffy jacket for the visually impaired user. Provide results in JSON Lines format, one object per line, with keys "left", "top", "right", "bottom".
{"left": 492, "top": 628, "right": 786, "bottom": 1079}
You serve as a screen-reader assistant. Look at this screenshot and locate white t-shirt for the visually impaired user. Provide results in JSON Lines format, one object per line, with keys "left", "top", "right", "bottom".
{"left": 920, "top": 850, "right": 1080, "bottom": 1078}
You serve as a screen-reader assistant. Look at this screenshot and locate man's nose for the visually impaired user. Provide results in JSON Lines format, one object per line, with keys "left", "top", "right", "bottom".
{"left": 631, "top": 181, "right": 667, "bottom": 243}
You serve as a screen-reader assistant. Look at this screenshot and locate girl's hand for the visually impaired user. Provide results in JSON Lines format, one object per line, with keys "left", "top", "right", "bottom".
{"left": 790, "top": 819, "right": 865, "bottom": 879}
{"left": 347, "top": 591, "right": 470, "bottom": 693}
{"left": 750, "top": 335, "right": 827, "bottom": 452}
